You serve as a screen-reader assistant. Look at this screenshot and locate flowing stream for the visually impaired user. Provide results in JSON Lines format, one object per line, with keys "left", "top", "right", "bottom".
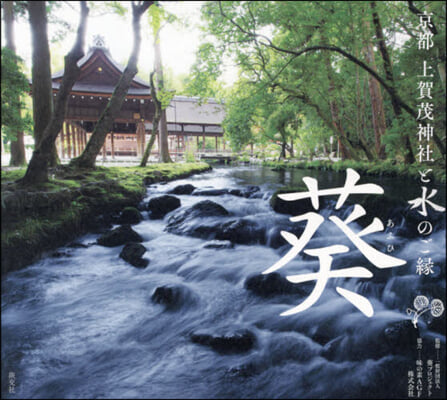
{"left": 2, "top": 166, "right": 446, "bottom": 399}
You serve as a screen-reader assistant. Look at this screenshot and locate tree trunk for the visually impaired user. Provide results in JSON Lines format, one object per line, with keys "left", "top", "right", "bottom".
{"left": 20, "top": 1, "right": 89, "bottom": 185}
{"left": 70, "top": 1, "right": 153, "bottom": 169}
{"left": 154, "top": 29, "right": 172, "bottom": 163}
{"left": 4, "top": 1, "right": 26, "bottom": 166}
{"left": 28, "top": 1, "right": 60, "bottom": 167}
{"left": 370, "top": 1, "right": 415, "bottom": 163}
{"left": 357, "top": 135, "right": 375, "bottom": 161}
{"left": 279, "top": 129, "right": 287, "bottom": 159}
{"left": 140, "top": 72, "right": 160, "bottom": 166}
{"left": 158, "top": 110, "right": 172, "bottom": 162}
{"left": 323, "top": 50, "right": 357, "bottom": 160}
{"left": 280, "top": 142, "right": 286, "bottom": 159}
{"left": 140, "top": 118, "right": 159, "bottom": 166}
{"left": 364, "top": 40, "right": 386, "bottom": 159}
{"left": 359, "top": 12, "right": 384, "bottom": 160}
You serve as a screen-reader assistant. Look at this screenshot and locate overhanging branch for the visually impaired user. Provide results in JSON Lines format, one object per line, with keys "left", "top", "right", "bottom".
{"left": 217, "top": 0, "right": 417, "bottom": 119}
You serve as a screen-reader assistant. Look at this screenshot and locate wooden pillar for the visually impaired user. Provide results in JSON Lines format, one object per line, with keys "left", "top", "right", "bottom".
{"left": 111, "top": 132, "right": 115, "bottom": 158}
{"left": 72, "top": 125, "right": 79, "bottom": 157}
{"left": 77, "top": 127, "right": 82, "bottom": 156}
{"left": 71, "top": 123, "right": 76, "bottom": 157}
{"left": 82, "top": 128, "right": 86, "bottom": 152}
{"left": 177, "top": 135, "right": 180, "bottom": 154}
{"left": 102, "top": 138, "right": 106, "bottom": 160}
{"left": 72, "top": 126, "right": 75, "bottom": 157}
{"left": 80, "top": 129, "right": 83, "bottom": 152}
{"left": 55, "top": 134, "right": 60, "bottom": 159}
{"left": 202, "top": 133, "right": 205, "bottom": 151}
{"left": 66, "top": 122, "right": 72, "bottom": 158}
{"left": 73, "top": 127, "right": 78, "bottom": 157}
{"left": 79, "top": 130, "right": 83, "bottom": 153}
{"left": 215, "top": 136, "right": 218, "bottom": 152}
{"left": 136, "top": 121, "right": 145, "bottom": 157}
{"left": 136, "top": 132, "right": 140, "bottom": 157}
{"left": 75, "top": 126, "right": 80, "bottom": 157}
{"left": 60, "top": 125, "right": 65, "bottom": 159}
{"left": 196, "top": 135, "right": 199, "bottom": 150}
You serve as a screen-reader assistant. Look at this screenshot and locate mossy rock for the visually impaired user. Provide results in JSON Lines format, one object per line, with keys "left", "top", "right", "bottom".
{"left": 119, "top": 242, "right": 148, "bottom": 268}
{"left": 244, "top": 272, "right": 310, "bottom": 297}
{"left": 191, "top": 329, "right": 256, "bottom": 354}
{"left": 215, "top": 218, "right": 265, "bottom": 245}
{"left": 169, "top": 184, "right": 196, "bottom": 195}
{"left": 270, "top": 185, "right": 332, "bottom": 215}
{"left": 147, "top": 195, "right": 181, "bottom": 219}
{"left": 97, "top": 225, "right": 143, "bottom": 247}
{"left": 117, "top": 206, "right": 143, "bottom": 225}
{"left": 151, "top": 284, "right": 198, "bottom": 310}
{"left": 167, "top": 200, "right": 229, "bottom": 226}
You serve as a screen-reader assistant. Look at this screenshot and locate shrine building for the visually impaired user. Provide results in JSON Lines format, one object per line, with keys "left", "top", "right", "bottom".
{"left": 44, "top": 37, "right": 225, "bottom": 160}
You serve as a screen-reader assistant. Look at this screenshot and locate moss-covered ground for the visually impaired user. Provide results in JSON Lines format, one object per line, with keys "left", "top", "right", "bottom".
{"left": 1, "top": 163, "right": 211, "bottom": 275}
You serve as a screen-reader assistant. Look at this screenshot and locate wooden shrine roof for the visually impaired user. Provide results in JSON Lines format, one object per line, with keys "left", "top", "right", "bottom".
{"left": 30, "top": 37, "right": 226, "bottom": 130}
{"left": 51, "top": 44, "right": 151, "bottom": 97}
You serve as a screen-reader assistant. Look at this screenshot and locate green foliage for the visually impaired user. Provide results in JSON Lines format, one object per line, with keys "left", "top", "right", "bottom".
{"left": 184, "top": 42, "right": 226, "bottom": 101}
{"left": 192, "top": 1, "right": 446, "bottom": 162}
{"left": 383, "top": 116, "right": 414, "bottom": 160}
{"left": 265, "top": 102, "right": 301, "bottom": 146}
{"left": 163, "top": 68, "right": 189, "bottom": 94}
{"left": 263, "top": 159, "right": 446, "bottom": 184}
{"left": 1, "top": 47, "right": 33, "bottom": 143}
{"left": 223, "top": 87, "right": 256, "bottom": 151}
{"left": 147, "top": 2, "right": 177, "bottom": 39}
{"left": 184, "top": 149, "right": 196, "bottom": 163}
{"left": 102, "top": 1, "right": 127, "bottom": 16}
{"left": 158, "top": 88, "right": 175, "bottom": 110}
{"left": 148, "top": 2, "right": 163, "bottom": 37}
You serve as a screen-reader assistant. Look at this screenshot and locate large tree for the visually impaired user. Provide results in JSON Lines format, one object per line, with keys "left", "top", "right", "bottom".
{"left": 28, "top": 1, "right": 60, "bottom": 167}
{"left": 19, "top": 1, "right": 89, "bottom": 185}
{"left": 70, "top": 1, "right": 153, "bottom": 169}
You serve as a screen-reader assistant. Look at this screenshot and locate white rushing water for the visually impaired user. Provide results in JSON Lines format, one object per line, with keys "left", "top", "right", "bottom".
{"left": 2, "top": 166, "right": 446, "bottom": 399}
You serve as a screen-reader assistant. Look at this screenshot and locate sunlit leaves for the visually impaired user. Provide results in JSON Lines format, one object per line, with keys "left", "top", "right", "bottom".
{"left": 147, "top": 2, "right": 177, "bottom": 40}
{"left": 1, "top": 48, "right": 33, "bottom": 141}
